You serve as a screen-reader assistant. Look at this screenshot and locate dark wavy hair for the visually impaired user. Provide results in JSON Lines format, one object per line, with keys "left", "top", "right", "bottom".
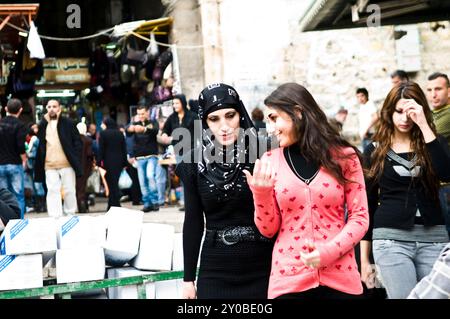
{"left": 264, "top": 82, "right": 361, "bottom": 184}
{"left": 367, "top": 81, "right": 439, "bottom": 199}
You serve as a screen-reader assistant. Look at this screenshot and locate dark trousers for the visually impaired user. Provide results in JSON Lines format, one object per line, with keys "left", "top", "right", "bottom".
{"left": 125, "top": 164, "right": 142, "bottom": 204}
{"left": 105, "top": 169, "right": 121, "bottom": 210}
{"left": 76, "top": 173, "right": 89, "bottom": 213}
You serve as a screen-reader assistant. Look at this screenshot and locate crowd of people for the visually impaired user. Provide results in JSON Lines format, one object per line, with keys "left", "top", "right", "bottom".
{"left": 0, "top": 69, "right": 449, "bottom": 299}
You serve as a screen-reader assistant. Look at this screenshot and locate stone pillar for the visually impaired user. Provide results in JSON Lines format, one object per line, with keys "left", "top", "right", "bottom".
{"left": 198, "top": 0, "right": 224, "bottom": 85}
{"left": 170, "top": 0, "right": 206, "bottom": 99}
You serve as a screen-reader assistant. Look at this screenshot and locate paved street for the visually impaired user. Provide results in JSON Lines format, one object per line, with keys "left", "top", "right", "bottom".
{"left": 26, "top": 196, "right": 185, "bottom": 233}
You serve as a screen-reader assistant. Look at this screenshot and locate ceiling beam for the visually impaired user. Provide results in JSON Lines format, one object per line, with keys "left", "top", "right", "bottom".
{"left": 0, "top": 14, "right": 11, "bottom": 31}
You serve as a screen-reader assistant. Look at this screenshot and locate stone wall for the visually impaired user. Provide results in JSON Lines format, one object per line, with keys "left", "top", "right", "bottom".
{"left": 170, "top": 0, "right": 450, "bottom": 130}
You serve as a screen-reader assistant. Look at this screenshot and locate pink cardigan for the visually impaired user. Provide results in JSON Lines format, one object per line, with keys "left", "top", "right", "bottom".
{"left": 250, "top": 147, "right": 369, "bottom": 299}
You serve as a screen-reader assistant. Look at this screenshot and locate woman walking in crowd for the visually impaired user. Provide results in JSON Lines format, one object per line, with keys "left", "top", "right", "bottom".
{"left": 97, "top": 118, "right": 128, "bottom": 210}
{"left": 244, "top": 82, "right": 369, "bottom": 299}
{"left": 161, "top": 94, "right": 199, "bottom": 211}
{"left": 176, "top": 83, "right": 274, "bottom": 299}
{"left": 360, "top": 82, "right": 450, "bottom": 299}
{"left": 26, "top": 123, "right": 47, "bottom": 212}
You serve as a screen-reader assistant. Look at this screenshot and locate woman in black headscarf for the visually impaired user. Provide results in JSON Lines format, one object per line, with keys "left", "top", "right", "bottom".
{"left": 175, "top": 83, "right": 274, "bottom": 299}
{"left": 98, "top": 117, "right": 128, "bottom": 210}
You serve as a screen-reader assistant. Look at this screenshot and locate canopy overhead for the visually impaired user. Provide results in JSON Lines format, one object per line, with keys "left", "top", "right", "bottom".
{"left": 110, "top": 17, "right": 173, "bottom": 38}
{"left": 299, "top": 0, "right": 450, "bottom": 32}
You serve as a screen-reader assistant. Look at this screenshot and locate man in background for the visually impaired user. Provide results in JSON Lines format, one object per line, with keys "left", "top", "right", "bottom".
{"left": 426, "top": 72, "right": 450, "bottom": 237}
{"left": 34, "top": 100, "right": 83, "bottom": 217}
{"left": 0, "top": 98, "right": 27, "bottom": 218}
{"left": 390, "top": 69, "right": 409, "bottom": 87}
{"left": 356, "top": 88, "right": 378, "bottom": 150}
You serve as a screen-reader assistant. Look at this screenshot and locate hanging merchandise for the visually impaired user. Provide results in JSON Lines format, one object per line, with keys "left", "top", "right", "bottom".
{"left": 126, "top": 43, "right": 147, "bottom": 66}
{"left": 124, "top": 36, "right": 147, "bottom": 66}
{"left": 152, "top": 49, "right": 172, "bottom": 82}
{"left": 150, "top": 82, "right": 172, "bottom": 104}
{"left": 147, "top": 32, "right": 159, "bottom": 58}
{"left": 27, "top": 21, "right": 45, "bottom": 59}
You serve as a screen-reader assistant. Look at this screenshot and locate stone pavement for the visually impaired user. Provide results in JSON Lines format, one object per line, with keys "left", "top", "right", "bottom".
{"left": 25, "top": 196, "right": 185, "bottom": 233}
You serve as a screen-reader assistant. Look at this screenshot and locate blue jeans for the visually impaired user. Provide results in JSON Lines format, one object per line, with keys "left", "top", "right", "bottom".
{"left": 155, "top": 161, "right": 167, "bottom": 205}
{"left": 0, "top": 164, "right": 25, "bottom": 218}
{"left": 439, "top": 185, "right": 450, "bottom": 235}
{"left": 373, "top": 239, "right": 446, "bottom": 299}
{"left": 136, "top": 157, "right": 159, "bottom": 208}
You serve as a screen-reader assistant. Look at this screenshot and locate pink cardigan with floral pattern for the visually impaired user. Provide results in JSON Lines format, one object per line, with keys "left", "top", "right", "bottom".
{"left": 250, "top": 147, "right": 369, "bottom": 299}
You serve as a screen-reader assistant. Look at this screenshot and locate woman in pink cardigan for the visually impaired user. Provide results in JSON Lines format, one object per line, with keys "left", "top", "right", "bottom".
{"left": 244, "top": 83, "right": 369, "bottom": 299}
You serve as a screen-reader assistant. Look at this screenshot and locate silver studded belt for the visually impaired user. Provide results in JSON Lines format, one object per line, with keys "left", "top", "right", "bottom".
{"left": 206, "top": 226, "right": 273, "bottom": 245}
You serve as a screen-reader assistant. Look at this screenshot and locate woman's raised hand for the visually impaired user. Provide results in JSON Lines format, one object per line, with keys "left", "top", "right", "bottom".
{"left": 243, "top": 158, "right": 275, "bottom": 188}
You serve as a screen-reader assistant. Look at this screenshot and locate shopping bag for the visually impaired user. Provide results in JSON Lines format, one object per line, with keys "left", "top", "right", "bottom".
{"left": 118, "top": 169, "right": 132, "bottom": 190}
{"left": 87, "top": 167, "right": 101, "bottom": 193}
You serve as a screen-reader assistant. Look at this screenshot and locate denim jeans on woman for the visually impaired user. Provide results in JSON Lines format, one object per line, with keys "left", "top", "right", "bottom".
{"left": 373, "top": 239, "right": 446, "bottom": 298}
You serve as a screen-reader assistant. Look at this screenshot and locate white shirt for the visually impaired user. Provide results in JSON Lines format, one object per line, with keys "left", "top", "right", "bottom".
{"left": 357, "top": 100, "right": 377, "bottom": 139}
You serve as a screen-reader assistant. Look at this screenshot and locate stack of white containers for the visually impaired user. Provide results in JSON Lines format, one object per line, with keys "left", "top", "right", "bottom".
{"left": 55, "top": 215, "right": 106, "bottom": 284}
{"left": 107, "top": 222, "right": 181, "bottom": 299}
{"left": 0, "top": 206, "right": 188, "bottom": 298}
{"left": 0, "top": 218, "right": 57, "bottom": 290}
{"left": 103, "top": 207, "right": 144, "bottom": 266}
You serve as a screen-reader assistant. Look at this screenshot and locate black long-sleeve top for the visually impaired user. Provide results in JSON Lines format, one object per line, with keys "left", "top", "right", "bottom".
{"left": 0, "top": 116, "right": 27, "bottom": 165}
{"left": 127, "top": 119, "right": 159, "bottom": 157}
{"left": 98, "top": 129, "right": 128, "bottom": 171}
{"left": 362, "top": 136, "right": 450, "bottom": 241}
{"left": 162, "top": 110, "right": 198, "bottom": 150}
{"left": 175, "top": 159, "right": 258, "bottom": 282}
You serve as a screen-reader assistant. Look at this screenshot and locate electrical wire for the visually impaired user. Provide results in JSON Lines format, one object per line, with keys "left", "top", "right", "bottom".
{"left": 130, "top": 31, "right": 220, "bottom": 49}
{"left": 0, "top": 17, "right": 217, "bottom": 49}
{"left": 0, "top": 18, "right": 115, "bottom": 41}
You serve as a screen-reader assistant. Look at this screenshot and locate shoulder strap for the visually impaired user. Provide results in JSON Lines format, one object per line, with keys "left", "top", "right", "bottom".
{"left": 386, "top": 149, "right": 417, "bottom": 169}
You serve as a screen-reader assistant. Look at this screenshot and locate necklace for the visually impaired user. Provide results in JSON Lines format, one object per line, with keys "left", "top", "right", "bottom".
{"left": 287, "top": 148, "right": 319, "bottom": 185}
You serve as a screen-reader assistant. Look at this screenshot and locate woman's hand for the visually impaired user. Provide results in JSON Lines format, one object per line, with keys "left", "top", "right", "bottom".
{"left": 360, "top": 261, "right": 376, "bottom": 289}
{"left": 299, "top": 240, "right": 321, "bottom": 269}
{"left": 183, "top": 281, "right": 197, "bottom": 299}
{"left": 401, "top": 99, "right": 436, "bottom": 142}
{"left": 243, "top": 158, "right": 275, "bottom": 188}
{"left": 401, "top": 99, "right": 428, "bottom": 128}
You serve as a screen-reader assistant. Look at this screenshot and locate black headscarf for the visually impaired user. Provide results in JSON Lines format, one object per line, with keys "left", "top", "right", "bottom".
{"left": 103, "top": 117, "right": 118, "bottom": 130}
{"left": 197, "top": 83, "right": 258, "bottom": 194}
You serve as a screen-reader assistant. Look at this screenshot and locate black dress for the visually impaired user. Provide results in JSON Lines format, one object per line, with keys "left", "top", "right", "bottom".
{"left": 98, "top": 129, "right": 128, "bottom": 209}
{"left": 176, "top": 160, "right": 274, "bottom": 299}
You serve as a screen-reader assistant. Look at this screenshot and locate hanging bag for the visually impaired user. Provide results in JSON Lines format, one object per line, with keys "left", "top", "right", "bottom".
{"left": 118, "top": 169, "right": 132, "bottom": 190}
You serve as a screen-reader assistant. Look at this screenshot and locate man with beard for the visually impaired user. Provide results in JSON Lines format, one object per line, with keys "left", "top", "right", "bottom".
{"left": 34, "top": 100, "right": 83, "bottom": 217}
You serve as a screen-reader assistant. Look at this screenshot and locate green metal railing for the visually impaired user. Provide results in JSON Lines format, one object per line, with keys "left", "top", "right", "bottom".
{"left": 0, "top": 270, "right": 184, "bottom": 299}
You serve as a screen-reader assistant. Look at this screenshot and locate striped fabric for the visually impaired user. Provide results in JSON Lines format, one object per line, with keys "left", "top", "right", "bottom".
{"left": 408, "top": 242, "right": 450, "bottom": 299}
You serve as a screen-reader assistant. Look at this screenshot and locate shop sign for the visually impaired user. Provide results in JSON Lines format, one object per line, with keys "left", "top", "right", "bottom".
{"left": 43, "top": 58, "right": 90, "bottom": 83}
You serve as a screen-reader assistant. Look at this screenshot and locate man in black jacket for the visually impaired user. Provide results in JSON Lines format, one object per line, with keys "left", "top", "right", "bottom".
{"left": 0, "top": 98, "right": 27, "bottom": 218}
{"left": 34, "top": 100, "right": 83, "bottom": 217}
{"left": 126, "top": 105, "right": 160, "bottom": 212}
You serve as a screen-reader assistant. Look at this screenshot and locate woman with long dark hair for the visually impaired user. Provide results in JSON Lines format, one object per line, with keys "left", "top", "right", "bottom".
{"left": 175, "top": 83, "right": 274, "bottom": 299}
{"left": 98, "top": 117, "right": 128, "bottom": 210}
{"left": 360, "top": 82, "right": 450, "bottom": 298}
{"left": 244, "top": 82, "right": 369, "bottom": 299}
